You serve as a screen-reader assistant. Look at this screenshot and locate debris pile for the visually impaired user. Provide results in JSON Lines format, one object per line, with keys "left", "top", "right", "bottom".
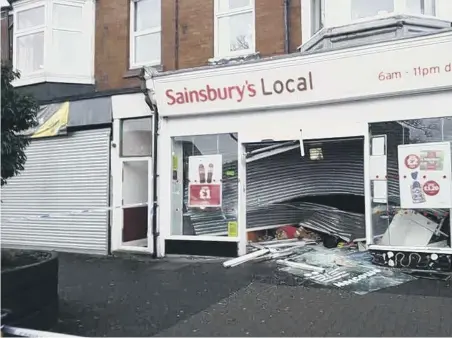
{"left": 222, "top": 231, "right": 420, "bottom": 295}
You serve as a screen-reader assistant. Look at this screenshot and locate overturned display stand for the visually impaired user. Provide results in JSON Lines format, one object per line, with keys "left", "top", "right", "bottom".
{"left": 149, "top": 14, "right": 452, "bottom": 268}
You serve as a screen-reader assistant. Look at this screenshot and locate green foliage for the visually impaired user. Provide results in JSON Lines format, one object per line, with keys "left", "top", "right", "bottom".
{"left": 1, "top": 63, "right": 39, "bottom": 186}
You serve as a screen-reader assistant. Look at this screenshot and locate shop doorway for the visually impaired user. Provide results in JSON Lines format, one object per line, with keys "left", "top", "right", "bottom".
{"left": 114, "top": 116, "right": 154, "bottom": 253}
{"left": 244, "top": 137, "right": 365, "bottom": 245}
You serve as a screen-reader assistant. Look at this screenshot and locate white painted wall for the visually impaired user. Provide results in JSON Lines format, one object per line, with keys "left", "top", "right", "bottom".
{"left": 112, "top": 93, "right": 152, "bottom": 119}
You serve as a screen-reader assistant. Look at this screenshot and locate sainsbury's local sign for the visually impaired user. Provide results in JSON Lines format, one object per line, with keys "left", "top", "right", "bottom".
{"left": 153, "top": 33, "right": 452, "bottom": 117}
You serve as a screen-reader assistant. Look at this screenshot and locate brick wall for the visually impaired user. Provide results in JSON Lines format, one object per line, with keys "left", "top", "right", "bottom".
{"left": 92, "top": 0, "right": 301, "bottom": 90}
{"left": 256, "top": 0, "right": 301, "bottom": 56}
{"left": 161, "top": 0, "right": 301, "bottom": 71}
{"left": 2, "top": 0, "right": 301, "bottom": 93}
{"left": 0, "top": 10, "right": 12, "bottom": 64}
{"left": 94, "top": 0, "right": 140, "bottom": 91}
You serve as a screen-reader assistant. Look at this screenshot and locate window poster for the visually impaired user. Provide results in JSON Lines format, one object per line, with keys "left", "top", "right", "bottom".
{"left": 398, "top": 142, "right": 452, "bottom": 209}
{"left": 188, "top": 154, "right": 223, "bottom": 207}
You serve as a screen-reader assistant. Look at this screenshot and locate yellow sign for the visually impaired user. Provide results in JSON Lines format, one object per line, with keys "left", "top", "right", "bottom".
{"left": 228, "top": 221, "right": 238, "bottom": 237}
{"left": 32, "top": 101, "right": 69, "bottom": 138}
{"left": 172, "top": 155, "right": 178, "bottom": 171}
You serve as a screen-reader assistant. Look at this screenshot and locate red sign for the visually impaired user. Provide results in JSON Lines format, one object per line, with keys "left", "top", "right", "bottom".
{"left": 188, "top": 183, "right": 222, "bottom": 207}
{"left": 423, "top": 180, "right": 440, "bottom": 196}
{"left": 404, "top": 154, "right": 420, "bottom": 169}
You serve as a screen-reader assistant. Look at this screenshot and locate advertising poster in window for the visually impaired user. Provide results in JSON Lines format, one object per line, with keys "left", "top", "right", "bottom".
{"left": 398, "top": 142, "right": 452, "bottom": 209}
{"left": 188, "top": 154, "right": 223, "bottom": 207}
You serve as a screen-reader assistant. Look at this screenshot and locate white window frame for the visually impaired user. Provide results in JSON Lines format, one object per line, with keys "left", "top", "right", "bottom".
{"left": 129, "top": 0, "right": 162, "bottom": 69}
{"left": 301, "top": 0, "right": 452, "bottom": 45}
{"left": 214, "top": 0, "right": 256, "bottom": 59}
{"left": 13, "top": 0, "right": 47, "bottom": 79}
{"left": 12, "top": 0, "right": 95, "bottom": 87}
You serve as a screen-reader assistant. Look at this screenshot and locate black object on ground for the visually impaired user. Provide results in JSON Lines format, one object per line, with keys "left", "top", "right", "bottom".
{"left": 1, "top": 249, "right": 59, "bottom": 331}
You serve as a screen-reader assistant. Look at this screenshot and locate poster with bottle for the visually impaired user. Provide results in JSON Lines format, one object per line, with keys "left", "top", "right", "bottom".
{"left": 398, "top": 142, "right": 452, "bottom": 209}
{"left": 188, "top": 154, "right": 223, "bottom": 207}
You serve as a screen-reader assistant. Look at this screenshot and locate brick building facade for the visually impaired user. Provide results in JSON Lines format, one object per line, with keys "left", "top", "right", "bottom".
{"left": 3, "top": 0, "right": 452, "bottom": 99}
{"left": 1, "top": 0, "right": 301, "bottom": 99}
{"left": 95, "top": 0, "right": 301, "bottom": 92}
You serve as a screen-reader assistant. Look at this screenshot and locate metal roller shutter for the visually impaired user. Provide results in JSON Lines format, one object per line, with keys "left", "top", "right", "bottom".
{"left": 1, "top": 129, "right": 111, "bottom": 255}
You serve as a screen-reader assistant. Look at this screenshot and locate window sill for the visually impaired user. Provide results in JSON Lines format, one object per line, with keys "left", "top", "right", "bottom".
{"left": 126, "top": 64, "right": 163, "bottom": 78}
{"left": 123, "top": 68, "right": 142, "bottom": 79}
{"left": 12, "top": 72, "right": 94, "bottom": 87}
{"left": 208, "top": 52, "right": 260, "bottom": 66}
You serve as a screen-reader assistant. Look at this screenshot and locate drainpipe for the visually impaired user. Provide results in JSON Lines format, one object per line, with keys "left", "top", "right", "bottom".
{"left": 140, "top": 68, "right": 159, "bottom": 259}
{"left": 283, "top": 0, "right": 291, "bottom": 53}
{"left": 174, "top": 0, "right": 180, "bottom": 69}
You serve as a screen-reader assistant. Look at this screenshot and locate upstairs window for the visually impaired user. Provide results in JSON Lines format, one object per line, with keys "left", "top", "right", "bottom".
{"left": 130, "top": 0, "right": 161, "bottom": 68}
{"left": 305, "top": 0, "right": 439, "bottom": 41}
{"left": 214, "top": 0, "right": 255, "bottom": 59}
{"left": 12, "top": 0, "right": 94, "bottom": 87}
{"left": 14, "top": 4, "right": 45, "bottom": 75}
{"left": 350, "top": 0, "right": 395, "bottom": 20}
{"left": 51, "top": 3, "right": 84, "bottom": 75}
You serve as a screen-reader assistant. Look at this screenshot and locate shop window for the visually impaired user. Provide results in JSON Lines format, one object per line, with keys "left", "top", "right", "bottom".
{"left": 120, "top": 117, "right": 153, "bottom": 157}
{"left": 130, "top": 0, "right": 161, "bottom": 68}
{"left": 214, "top": 0, "right": 255, "bottom": 59}
{"left": 309, "top": 147, "right": 324, "bottom": 160}
{"left": 171, "top": 133, "right": 238, "bottom": 236}
{"left": 307, "top": 0, "right": 437, "bottom": 38}
{"left": 369, "top": 117, "right": 452, "bottom": 249}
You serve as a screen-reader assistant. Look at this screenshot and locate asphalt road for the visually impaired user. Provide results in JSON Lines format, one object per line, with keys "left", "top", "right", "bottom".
{"left": 55, "top": 253, "right": 452, "bottom": 337}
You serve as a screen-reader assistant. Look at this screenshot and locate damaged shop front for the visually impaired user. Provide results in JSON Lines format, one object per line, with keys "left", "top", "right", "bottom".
{"left": 149, "top": 14, "right": 452, "bottom": 273}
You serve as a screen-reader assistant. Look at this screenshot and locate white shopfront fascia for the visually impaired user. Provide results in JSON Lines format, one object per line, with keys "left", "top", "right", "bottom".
{"left": 150, "top": 31, "right": 452, "bottom": 256}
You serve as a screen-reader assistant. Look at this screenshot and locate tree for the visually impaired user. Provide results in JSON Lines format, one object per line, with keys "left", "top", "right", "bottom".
{"left": 1, "top": 63, "right": 38, "bottom": 186}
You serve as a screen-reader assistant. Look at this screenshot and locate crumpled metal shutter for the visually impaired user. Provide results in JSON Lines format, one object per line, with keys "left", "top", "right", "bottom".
{"left": 244, "top": 139, "right": 365, "bottom": 233}
{"left": 189, "top": 138, "right": 365, "bottom": 236}
{"left": 1, "top": 129, "right": 110, "bottom": 255}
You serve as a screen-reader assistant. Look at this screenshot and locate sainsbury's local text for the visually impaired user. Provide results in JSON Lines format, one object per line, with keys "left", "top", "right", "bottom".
{"left": 165, "top": 72, "right": 314, "bottom": 105}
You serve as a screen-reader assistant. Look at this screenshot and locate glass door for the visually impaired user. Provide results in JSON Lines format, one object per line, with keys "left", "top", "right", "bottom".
{"left": 120, "top": 158, "right": 152, "bottom": 251}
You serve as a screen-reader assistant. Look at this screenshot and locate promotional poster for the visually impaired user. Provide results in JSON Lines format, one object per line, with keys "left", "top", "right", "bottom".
{"left": 188, "top": 154, "right": 223, "bottom": 207}
{"left": 398, "top": 142, "right": 452, "bottom": 209}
